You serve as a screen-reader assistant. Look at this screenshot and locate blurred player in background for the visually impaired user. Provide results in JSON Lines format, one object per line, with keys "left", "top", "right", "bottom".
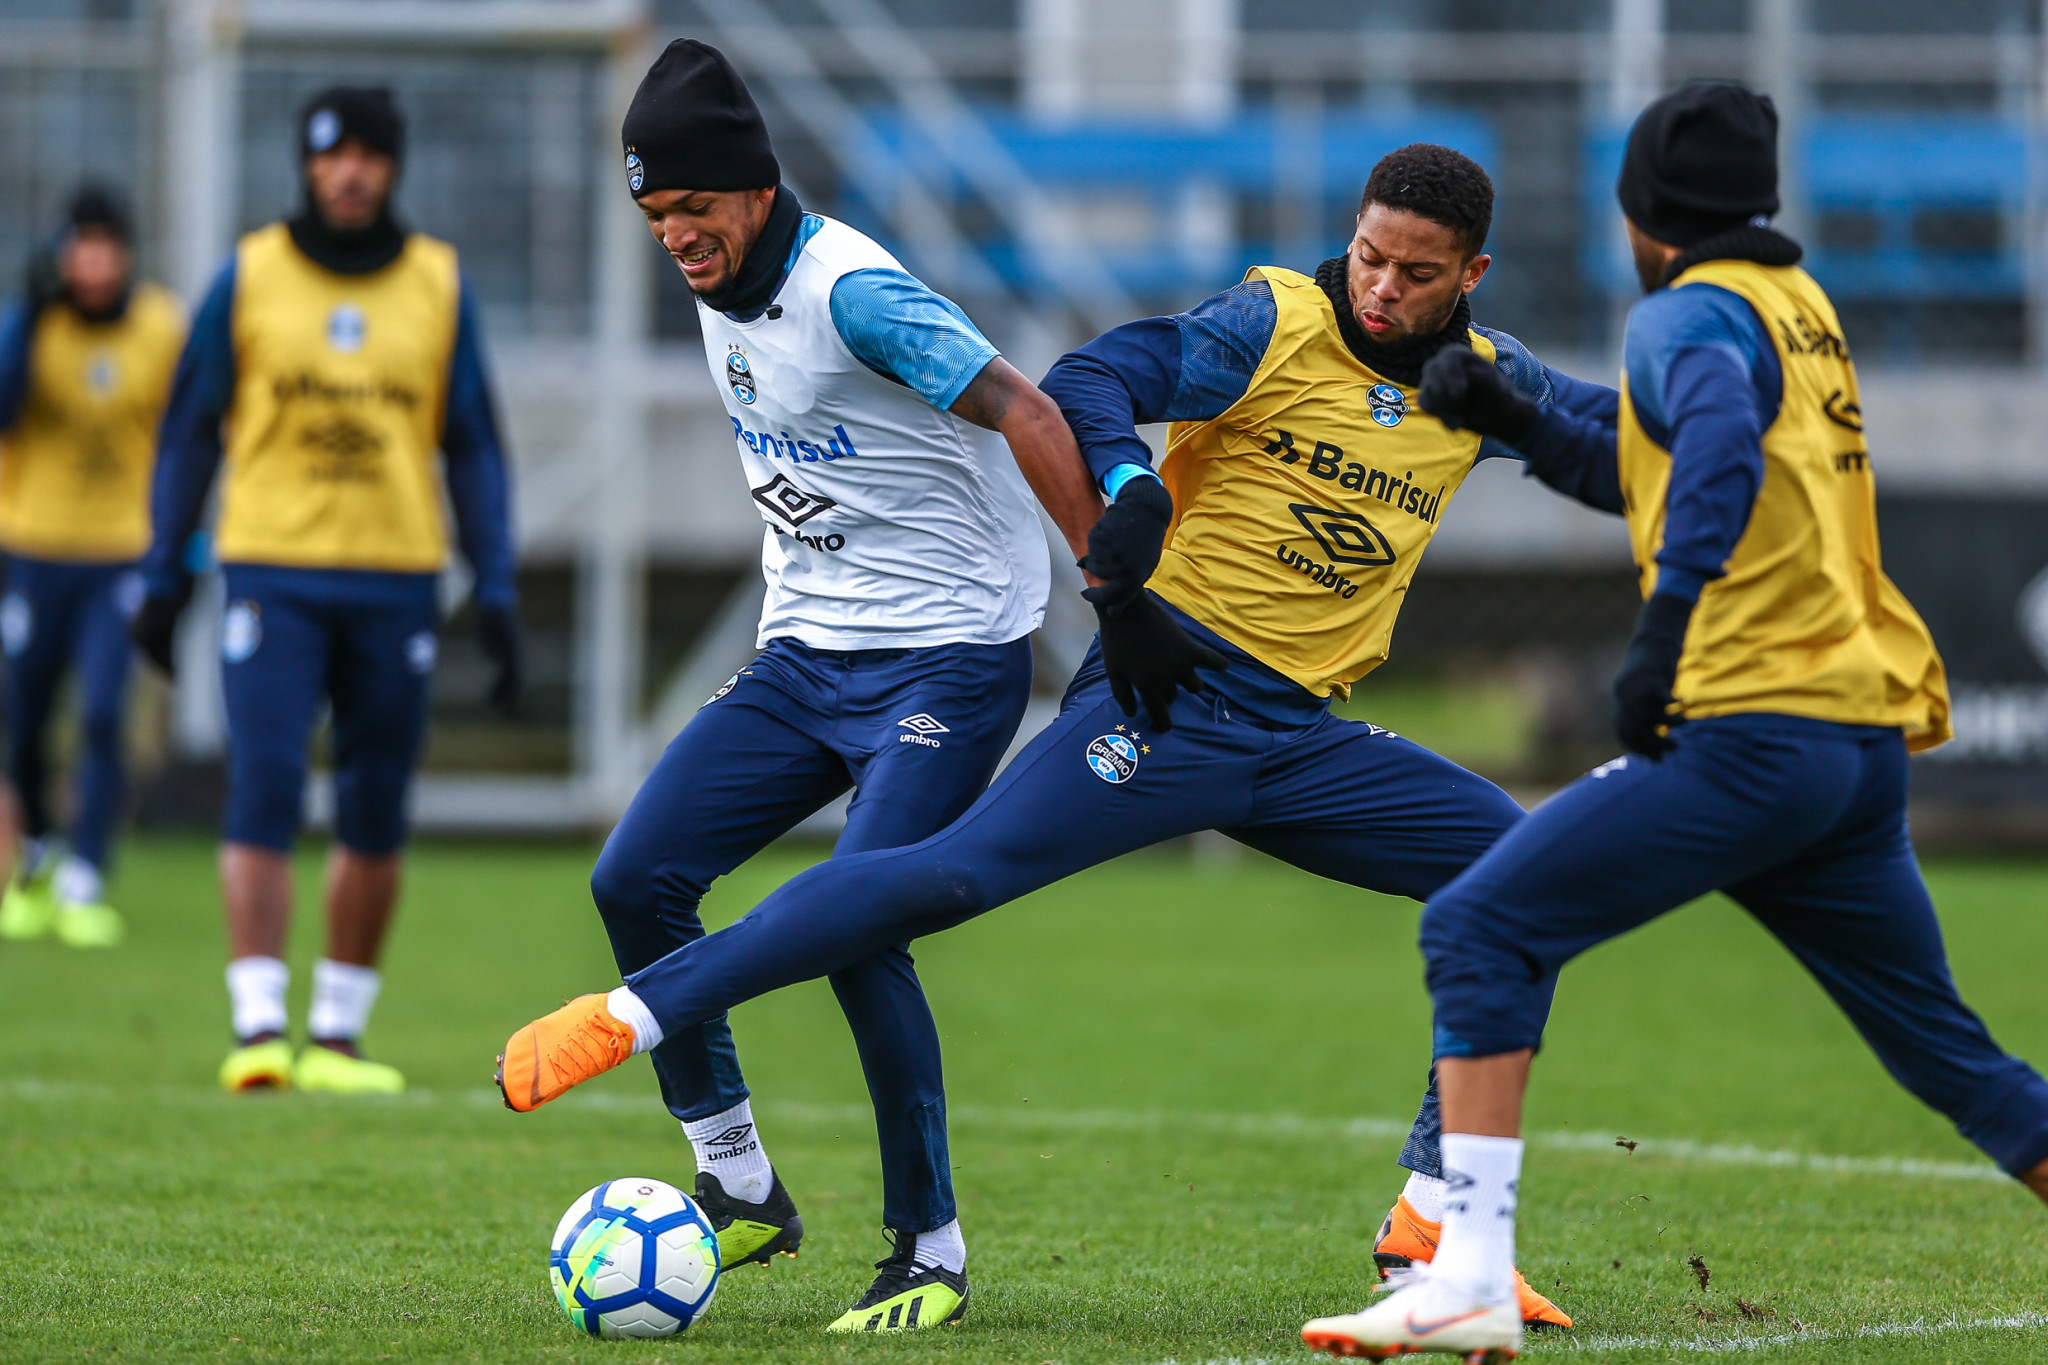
{"left": 1307, "top": 82, "right": 2048, "bottom": 1364}
{"left": 500, "top": 142, "right": 1619, "bottom": 1330}
{"left": 0, "top": 187, "right": 184, "bottom": 949}
{"left": 503, "top": 41, "right": 1100, "bottom": 1331}
{"left": 135, "top": 87, "right": 521, "bottom": 1096}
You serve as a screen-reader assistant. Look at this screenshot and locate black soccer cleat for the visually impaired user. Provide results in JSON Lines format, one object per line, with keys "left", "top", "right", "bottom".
{"left": 825, "top": 1229, "right": 969, "bottom": 1332}
{"left": 694, "top": 1170, "right": 804, "bottom": 1269}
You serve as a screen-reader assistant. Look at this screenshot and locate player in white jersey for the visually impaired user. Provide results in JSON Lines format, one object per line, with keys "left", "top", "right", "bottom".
{"left": 511, "top": 40, "right": 1102, "bottom": 1331}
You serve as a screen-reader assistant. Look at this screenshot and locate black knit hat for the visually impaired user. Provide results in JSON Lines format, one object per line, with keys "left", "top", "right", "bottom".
{"left": 1617, "top": 81, "right": 1779, "bottom": 247}
{"left": 66, "top": 183, "right": 130, "bottom": 242}
{"left": 621, "top": 39, "right": 780, "bottom": 197}
{"left": 299, "top": 86, "right": 405, "bottom": 165}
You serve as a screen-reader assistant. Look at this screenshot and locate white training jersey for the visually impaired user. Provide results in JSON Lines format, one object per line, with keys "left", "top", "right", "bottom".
{"left": 695, "top": 216, "right": 1051, "bottom": 651}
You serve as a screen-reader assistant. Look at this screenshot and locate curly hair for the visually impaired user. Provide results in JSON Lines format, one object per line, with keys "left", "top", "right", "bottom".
{"left": 1359, "top": 144, "right": 1495, "bottom": 257}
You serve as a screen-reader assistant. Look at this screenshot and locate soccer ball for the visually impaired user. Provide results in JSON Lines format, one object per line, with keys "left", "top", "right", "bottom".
{"left": 548, "top": 1178, "right": 720, "bottom": 1338}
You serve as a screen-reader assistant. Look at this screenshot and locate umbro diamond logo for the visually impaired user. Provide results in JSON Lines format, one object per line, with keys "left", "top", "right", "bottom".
{"left": 706, "top": 1124, "right": 754, "bottom": 1147}
{"left": 752, "top": 473, "right": 836, "bottom": 528}
{"left": 1289, "top": 503, "right": 1396, "bottom": 567}
{"left": 899, "top": 713, "right": 949, "bottom": 748}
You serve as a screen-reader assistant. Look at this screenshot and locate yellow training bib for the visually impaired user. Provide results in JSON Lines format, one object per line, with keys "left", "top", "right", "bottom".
{"left": 0, "top": 283, "right": 186, "bottom": 561}
{"left": 1150, "top": 267, "right": 1486, "bottom": 698}
{"left": 1617, "top": 260, "right": 1950, "bottom": 751}
{"left": 217, "top": 223, "right": 460, "bottom": 573}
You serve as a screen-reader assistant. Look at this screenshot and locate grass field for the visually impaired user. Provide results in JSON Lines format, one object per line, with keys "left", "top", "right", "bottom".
{"left": 3, "top": 835, "right": 2046, "bottom": 1364}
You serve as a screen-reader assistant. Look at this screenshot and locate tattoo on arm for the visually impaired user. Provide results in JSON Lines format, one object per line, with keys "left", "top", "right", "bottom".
{"left": 950, "top": 360, "right": 1019, "bottom": 430}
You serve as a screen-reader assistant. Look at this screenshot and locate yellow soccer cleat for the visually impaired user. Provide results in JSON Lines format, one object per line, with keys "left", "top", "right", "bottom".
{"left": 294, "top": 1043, "right": 405, "bottom": 1095}
{"left": 1374, "top": 1195, "right": 1572, "bottom": 1330}
{"left": 496, "top": 993, "right": 636, "bottom": 1112}
{"left": 0, "top": 876, "right": 56, "bottom": 940}
{"left": 826, "top": 1235, "right": 968, "bottom": 1333}
{"left": 219, "top": 1037, "right": 295, "bottom": 1092}
{"left": 53, "top": 900, "right": 124, "bottom": 949}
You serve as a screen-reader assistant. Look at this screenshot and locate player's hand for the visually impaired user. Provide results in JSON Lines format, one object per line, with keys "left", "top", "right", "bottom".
{"left": 476, "top": 601, "right": 524, "bottom": 713}
{"left": 1078, "top": 474, "right": 1172, "bottom": 609}
{"left": 1612, "top": 591, "right": 1694, "bottom": 759}
{"left": 1087, "top": 590, "right": 1225, "bottom": 733}
{"left": 129, "top": 585, "right": 190, "bottom": 679}
{"left": 1417, "top": 347, "right": 1539, "bottom": 445}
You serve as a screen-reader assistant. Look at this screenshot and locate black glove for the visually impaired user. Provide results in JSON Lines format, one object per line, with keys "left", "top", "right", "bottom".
{"left": 1417, "top": 346, "right": 1539, "bottom": 445}
{"left": 129, "top": 582, "right": 191, "bottom": 678}
{"left": 1612, "top": 591, "right": 1694, "bottom": 759}
{"left": 476, "top": 601, "right": 524, "bottom": 712}
{"left": 1078, "top": 474, "right": 1173, "bottom": 610}
{"left": 1088, "top": 590, "right": 1225, "bottom": 733}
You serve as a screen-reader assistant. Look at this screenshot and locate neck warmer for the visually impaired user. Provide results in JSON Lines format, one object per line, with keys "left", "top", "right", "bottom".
{"left": 1661, "top": 223, "right": 1803, "bottom": 289}
{"left": 1313, "top": 256, "right": 1474, "bottom": 385}
{"left": 66, "top": 286, "right": 132, "bottom": 325}
{"left": 287, "top": 201, "right": 408, "bottom": 275}
{"left": 703, "top": 184, "right": 804, "bottom": 320}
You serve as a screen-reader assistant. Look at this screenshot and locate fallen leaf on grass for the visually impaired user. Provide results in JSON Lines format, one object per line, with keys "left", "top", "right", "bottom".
{"left": 1615, "top": 1136, "right": 1639, "bottom": 1154}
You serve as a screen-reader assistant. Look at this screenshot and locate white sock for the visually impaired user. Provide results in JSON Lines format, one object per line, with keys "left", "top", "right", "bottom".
{"left": 1401, "top": 1169, "right": 1449, "bottom": 1223}
{"left": 682, "top": 1098, "right": 773, "bottom": 1204}
{"left": 307, "top": 959, "right": 382, "bottom": 1043}
{"left": 606, "top": 987, "right": 662, "bottom": 1055}
{"left": 1428, "top": 1134, "right": 1521, "bottom": 1303}
{"left": 53, "top": 856, "right": 103, "bottom": 906}
{"left": 910, "top": 1218, "right": 966, "bottom": 1274}
{"left": 225, "top": 956, "right": 289, "bottom": 1042}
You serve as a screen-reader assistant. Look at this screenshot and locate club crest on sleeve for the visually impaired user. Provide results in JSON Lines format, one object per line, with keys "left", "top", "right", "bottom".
{"left": 726, "top": 347, "right": 757, "bottom": 405}
{"left": 1085, "top": 733, "right": 1139, "bottom": 784}
{"left": 1368, "top": 383, "right": 1407, "bottom": 428}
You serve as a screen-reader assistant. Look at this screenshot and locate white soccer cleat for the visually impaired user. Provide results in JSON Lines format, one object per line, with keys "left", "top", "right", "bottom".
{"left": 1302, "top": 1272, "right": 1523, "bottom": 1362}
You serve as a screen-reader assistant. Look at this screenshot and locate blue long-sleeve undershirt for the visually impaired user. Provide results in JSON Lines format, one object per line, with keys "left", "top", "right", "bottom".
{"left": 0, "top": 299, "right": 37, "bottom": 433}
{"left": 1623, "top": 282, "right": 1780, "bottom": 603}
{"left": 1039, "top": 278, "right": 1622, "bottom": 514}
{"left": 144, "top": 257, "right": 517, "bottom": 608}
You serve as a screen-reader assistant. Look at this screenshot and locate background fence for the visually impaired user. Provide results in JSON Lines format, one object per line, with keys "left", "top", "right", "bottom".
{"left": 5, "top": 0, "right": 2047, "bottom": 843}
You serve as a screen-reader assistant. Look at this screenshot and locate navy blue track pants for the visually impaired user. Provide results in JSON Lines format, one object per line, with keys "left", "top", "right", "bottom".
{"left": 624, "top": 616, "right": 1530, "bottom": 1187}
{"left": 220, "top": 565, "right": 440, "bottom": 855}
{"left": 592, "top": 634, "right": 1034, "bottom": 1235}
{"left": 1, "top": 554, "right": 137, "bottom": 870}
{"left": 1423, "top": 713, "right": 2048, "bottom": 1177}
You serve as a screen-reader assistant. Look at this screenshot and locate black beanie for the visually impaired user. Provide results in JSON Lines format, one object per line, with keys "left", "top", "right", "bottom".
{"left": 1617, "top": 80, "right": 1779, "bottom": 247}
{"left": 300, "top": 86, "right": 406, "bottom": 165}
{"left": 621, "top": 39, "right": 779, "bottom": 197}
{"left": 66, "top": 183, "right": 130, "bottom": 242}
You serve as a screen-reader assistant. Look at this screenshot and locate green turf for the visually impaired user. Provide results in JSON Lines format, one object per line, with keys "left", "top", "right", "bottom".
{"left": 2, "top": 836, "right": 2045, "bottom": 1364}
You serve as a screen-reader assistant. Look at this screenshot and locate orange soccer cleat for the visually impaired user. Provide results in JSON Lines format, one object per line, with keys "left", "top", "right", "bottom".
{"left": 1373, "top": 1195, "right": 1573, "bottom": 1331}
{"left": 496, "top": 993, "right": 637, "bottom": 1112}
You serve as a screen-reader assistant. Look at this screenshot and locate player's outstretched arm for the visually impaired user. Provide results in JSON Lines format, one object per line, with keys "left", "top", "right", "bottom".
{"left": 949, "top": 356, "right": 1102, "bottom": 564}
{"left": 1421, "top": 334, "right": 1625, "bottom": 513}
{"left": 0, "top": 298, "right": 36, "bottom": 433}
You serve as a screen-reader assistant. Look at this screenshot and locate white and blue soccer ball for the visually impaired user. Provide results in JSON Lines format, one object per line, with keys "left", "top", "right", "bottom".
{"left": 548, "top": 1178, "right": 720, "bottom": 1338}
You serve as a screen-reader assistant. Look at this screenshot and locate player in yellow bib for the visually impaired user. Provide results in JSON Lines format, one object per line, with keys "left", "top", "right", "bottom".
{"left": 135, "top": 89, "right": 521, "bottom": 1096}
{"left": 0, "top": 188, "right": 184, "bottom": 949}
{"left": 496, "top": 144, "right": 1623, "bottom": 1329}
{"left": 1309, "top": 83, "right": 2048, "bottom": 1364}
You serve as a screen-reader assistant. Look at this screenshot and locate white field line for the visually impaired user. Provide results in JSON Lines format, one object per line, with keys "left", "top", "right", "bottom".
{"left": 1557, "top": 1309, "right": 2048, "bottom": 1353}
{"left": 0, "top": 1078, "right": 2012, "bottom": 1185}
{"left": 1150, "top": 1311, "right": 2048, "bottom": 1361}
